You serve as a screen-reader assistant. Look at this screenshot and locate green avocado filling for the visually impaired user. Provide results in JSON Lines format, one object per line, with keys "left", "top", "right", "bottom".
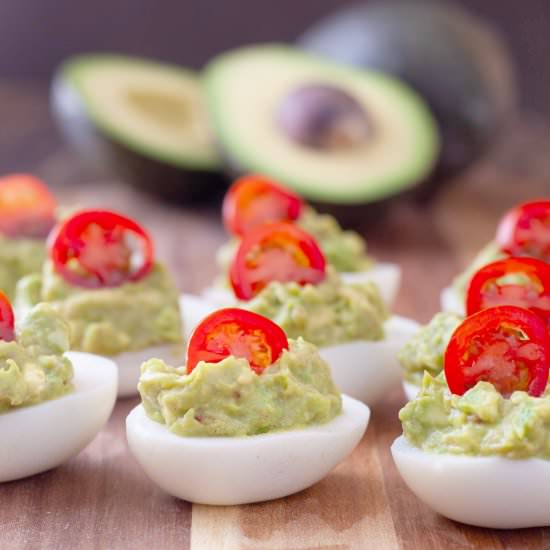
{"left": 244, "top": 269, "right": 388, "bottom": 347}
{"left": 15, "top": 261, "right": 183, "bottom": 356}
{"left": 451, "top": 241, "right": 506, "bottom": 299}
{"left": 0, "top": 236, "right": 46, "bottom": 300}
{"left": 400, "top": 372, "right": 550, "bottom": 459}
{"left": 138, "top": 337, "right": 342, "bottom": 437}
{"left": 398, "top": 312, "right": 462, "bottom": 385}
{"left": 215, "top": 206, "right": 373, "bottom": 280}
{"left": 0, "top": 303, "right": 73, "bottom": 412}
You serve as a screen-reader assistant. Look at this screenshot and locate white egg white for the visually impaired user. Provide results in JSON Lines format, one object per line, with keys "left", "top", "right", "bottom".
{"left": 0, "top": 352, "right": 117, "bottom": 483}
{"left": 440, "top": 286, "right": 465, "bottom": 316}
{"left": 320, "top": 316, "right": 419, "bottom": 406}
{"left": 402, "top": 381, "right": 420, "bottom": 401}
{"left": 126, "top": 394, "right": 369, "bottom": 505}
{"left": 114, "top": 344, "right": 185, "bottom": 398}
{"left": 340, "top": 262, "right": 401, "bottom": 306}
{"left": 392, "top": 435, "right": 550, "bottom": 528}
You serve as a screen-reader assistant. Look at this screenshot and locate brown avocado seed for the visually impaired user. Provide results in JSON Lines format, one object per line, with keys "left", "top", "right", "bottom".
{"left": 276, "top": 83, "right": 372, "bottom": 151}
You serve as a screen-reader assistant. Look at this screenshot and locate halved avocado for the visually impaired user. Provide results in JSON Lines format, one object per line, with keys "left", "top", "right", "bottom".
{"left": 204, "top": 44, "right": 439, "bottom": 205}
{"left": 52, "top": 54, "right": 225, "bottom": 201}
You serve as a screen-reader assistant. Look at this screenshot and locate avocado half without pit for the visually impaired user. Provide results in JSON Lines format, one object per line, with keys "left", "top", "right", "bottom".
{"left": 204, "top": 45, "right": 440, "bottom": 208}
{"left": 51, "top": 54, "right": 224, "bottom": 201}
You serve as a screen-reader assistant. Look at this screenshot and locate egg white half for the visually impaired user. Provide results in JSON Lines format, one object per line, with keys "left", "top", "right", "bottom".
{"left": 0, "top": 351, "right": 117, "bottom": 482}
{"left": 392, "top": 435, "right": 550, "bottom": 529}
{"left": 114, "top": 344, "right": 185, "bottom": 398}
{"left": 440, "top": 286, "right": 465, "bottom": 316}
{"left": 402, "top": 381, "right": 420, "bottom": 402}
{"left": 320, "top": 315, "right": 419, "bottom": 405}
{"left": 126, "top": 394, "right": 369, "bottom": 505}
{"left": 340, "top": 262, "right": 401, "bottom": 306}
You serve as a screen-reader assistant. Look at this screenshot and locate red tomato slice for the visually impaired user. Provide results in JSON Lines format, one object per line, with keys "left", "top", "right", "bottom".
{"left": 496, "top": 199, "right": 550, "bottom": 261}
{"left": 186, "top": 308, "right": 289, "bottom": 374}
{"left": 0, "top": 291, "right": 15, "bottom": 342}
{"left": 466, "top": 257, "right": 550, "bottom": 326}
{"left": 49, "top": 210, "right": 154, "bottom": 289}
{"left": 222, "top": 174, "right": 303, "bottom": 236}
{"left": 445, "top": 305, "right": 550, "bottom": 397}
{"left": 0, "top": 174, "right": 56, "bottom": 239}
{"left": 230, "top": 221, "right": 326, "bottom": 300}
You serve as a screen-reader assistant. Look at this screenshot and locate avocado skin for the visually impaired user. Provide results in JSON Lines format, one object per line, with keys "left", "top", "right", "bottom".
{"left": 51, "top": 70, "right": 227, "bottom": 203}
{"left": 298, "top": 0, "right": 517, "bottom": 186}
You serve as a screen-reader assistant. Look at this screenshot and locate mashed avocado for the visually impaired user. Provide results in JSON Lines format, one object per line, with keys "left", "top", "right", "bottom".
{"left": 400, "top": 372, "right": 550, "bottom": 459}
{"left": 0, "top": 236, "right": 46, "bottom": 300}
{"left": 15, "top": 261, "right": 182, "bottom": 356}
{"left": 451, "top": 241, "right": 506, "bottom": 299}
{"left": 244, "top": 270, "right": 388, "bottom": 347}
{"left": 138, "top": 337, "right": 342, "bottom": 437}
{"left": 216, "top": 206, "right": 373, "bottom": 280}
{"left": 0, "top": 303, "right": 73, "bottom": 412}
{"left": 398, "top": 312, "right": 462, "bottom": 385}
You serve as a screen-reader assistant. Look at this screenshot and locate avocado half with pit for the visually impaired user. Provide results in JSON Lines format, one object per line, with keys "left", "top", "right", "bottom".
{"left": 204, "top": 44, "right": 439, "bottom": 206}
{"left": 52, "top": 54, "right": 224, "bottom": 201}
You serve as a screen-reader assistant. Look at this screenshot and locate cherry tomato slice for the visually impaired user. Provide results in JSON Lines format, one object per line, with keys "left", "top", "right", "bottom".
{"left": 0, "top": 174, "right": 56, "bottom": 239}
{"left": 496, "top": 199, "right": 550, "bottom": 261}
{"left": 222, "top": 174, "right": 303, "bottom": 236}
{"left": 445, "top": 305, "right": 550, "bottom": 397}
{"left": 49, "top": 210, "right": 154, "bottom": 289}
{"left": 230, "top": 221, "right": 326, "bottom": 300}
{"left": 0, "top": 291, "right": 15, "bottom": 342}
{"left": 186, "top": 308, "right": 289, "bottom": 374}
{"left": 466, "top": 257, "right": 550, "bottom": 326}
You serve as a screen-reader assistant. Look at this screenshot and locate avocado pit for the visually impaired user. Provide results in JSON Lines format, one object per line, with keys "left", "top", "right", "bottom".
{"left": 276, "top": 84, "right": 372, "bottom": 152}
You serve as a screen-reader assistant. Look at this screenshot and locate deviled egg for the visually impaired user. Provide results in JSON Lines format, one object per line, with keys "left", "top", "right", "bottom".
{"left": 127, "top": 308, "right": 369, "bottom": 505}
{"left": 210, "top": 220, "right": 416, "bottom": 405}
{"left": 0, "top": 295, "right": 117, "bottom": 482}
{"left": 0, "top": 174, "right": 57, "bottom": 299}
{"left": 203, "top": 174, "right": 401, "bottom": 307}
{"left": 392, "top": 305, "right": 550, "bottom": 528}
{"left": 15, "top": 209, "right": 184, "bottom": 397}
{"left": 441, "top": 198, "right": 550, "bottom": 314}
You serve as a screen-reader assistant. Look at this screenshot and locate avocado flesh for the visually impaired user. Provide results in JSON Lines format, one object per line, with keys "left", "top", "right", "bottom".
{"left": 204, "top": 45, "right": 439, "bottom": 204}
{"left": 52, "top": 54, "right": 224, "bottom": 202}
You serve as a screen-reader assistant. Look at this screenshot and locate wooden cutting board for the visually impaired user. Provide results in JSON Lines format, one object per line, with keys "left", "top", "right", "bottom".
{"left": 2, "top": 82, "right": 550, "bottom": 548}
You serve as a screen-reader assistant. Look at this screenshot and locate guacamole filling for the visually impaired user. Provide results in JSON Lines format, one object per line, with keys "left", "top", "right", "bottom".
{"left": 398, "top": 312, "right": 462, "bottom": 386}
{"left": 0, "top": 303, "right": 73, "bottom": 412}
{"left": 15, "top": 261, "right": 182, "bottom": 356}
{"left": 400, "top": 372, "right": 550, "bottom": 459}
{"left": 0, "top": 236, "right": 46, "bottom": 300}
{"left": 451, "top": 241, "right": 506, "bottom": 299}
{"left": 244, "top": 269, "right": 388, "bottom": 347}
{"left": 138, "top": 337, "right": 342, "bottom": 437}
{"left": 216, "top": 206, "right": 373, "bottom": 281}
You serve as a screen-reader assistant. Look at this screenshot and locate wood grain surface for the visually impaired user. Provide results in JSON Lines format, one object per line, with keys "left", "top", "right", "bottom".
{"left": 1, "top": 82, "right": 550, "bottom": 549}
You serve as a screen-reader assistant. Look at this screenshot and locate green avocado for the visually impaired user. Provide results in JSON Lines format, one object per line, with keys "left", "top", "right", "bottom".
{"left": 51, "top": 54, "right": 225, "bottom": 202}
{"left": 204, "top": 44, "right": 439, "bottom": 205}
{"left": 0, "top": 303, "right": 73, "bottom": 412}
{"left": 15, "top": 261, "right": 183, "bottom": 356}
{"left": 138, "top": 337, "right": 342, "bottom": 437}
{"left": 400, "top": 372, "right": 550, "bottom": 459}
{"left": 243, "top": 269, "right": 388, "bottom": 347}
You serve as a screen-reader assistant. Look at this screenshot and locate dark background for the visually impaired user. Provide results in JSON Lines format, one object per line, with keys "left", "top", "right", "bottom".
{"left": 0, "top": 0, "right": 549, "bottom": 115}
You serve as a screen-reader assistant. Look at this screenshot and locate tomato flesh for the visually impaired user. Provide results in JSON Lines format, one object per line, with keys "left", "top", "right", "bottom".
{"left": 230, "top": 221, "right": 326, "bottom": 300}
{"left": 496, "top": 199, "right": 550, "bottom": 261}
{"left": 186, "top": 308, "right": 288, "bottom": 374}
{"left": 49, "top": 210, "right": 154, "bottom": 288}
{"left": 222, "top": 175, "right": 303, "bottom": 236}
{"left": 0, "top": 291, "right": 15, "bottom": 342}
{"left": 0, "top": 174, "right": 56, "bottom": 239}
{"left": 445, "top": 306, "right": 550, "bottom": 397}
{"left": 466, "top": 257, "right": 550, "bottom": 326}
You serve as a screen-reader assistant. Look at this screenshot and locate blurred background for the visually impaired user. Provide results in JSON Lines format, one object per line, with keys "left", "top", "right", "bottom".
{"left": 0, "top": 0, "right": 550, "bottom": 317}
